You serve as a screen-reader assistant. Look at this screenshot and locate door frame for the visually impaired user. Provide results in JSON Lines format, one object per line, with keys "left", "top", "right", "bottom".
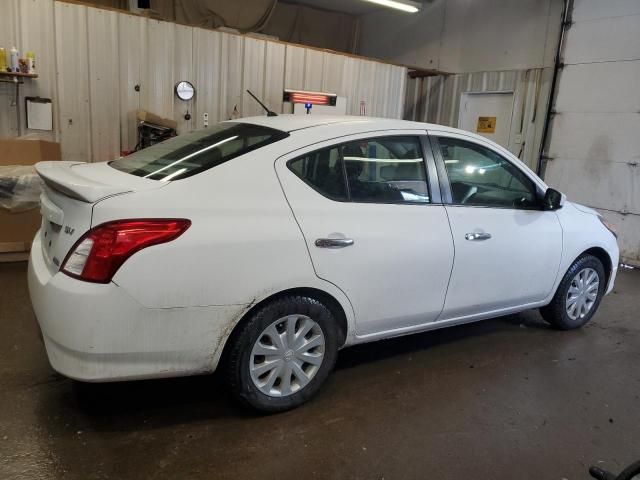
{"left": 457, "top": 91, "right": 517, "bottom": 150}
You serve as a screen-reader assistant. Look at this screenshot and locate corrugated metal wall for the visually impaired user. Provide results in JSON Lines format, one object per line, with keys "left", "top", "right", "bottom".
{"left": 0, "top": 0, "right": 407, "bottom": 162}
{"left": 543, "top": 0, "right": 640, "bottom": 265}
{"left": 0, "top": 0, "right": 58, "bottom": 141}
{"left": 404, "top": 68, "right": 554, "bottom": 171}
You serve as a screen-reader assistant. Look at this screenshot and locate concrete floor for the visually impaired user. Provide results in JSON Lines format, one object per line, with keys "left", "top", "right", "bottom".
{"left": 1, "top": 262, "right": 639, "bottom": 480}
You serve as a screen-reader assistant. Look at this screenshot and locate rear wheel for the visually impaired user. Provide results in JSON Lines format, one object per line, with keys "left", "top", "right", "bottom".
{"left": 540, "top": 254, "right": 606, "bottom": 330}
{"left": 224, "top": 296, "right": 339, "bottom": 412}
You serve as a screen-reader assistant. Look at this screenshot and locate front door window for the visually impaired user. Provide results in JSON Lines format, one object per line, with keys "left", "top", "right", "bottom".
{"left": 438, "top": 137, "right": 538, "bottom": 209}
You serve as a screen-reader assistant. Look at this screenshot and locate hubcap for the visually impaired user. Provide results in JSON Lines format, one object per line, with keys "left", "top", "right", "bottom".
{"left": 249, "top": 315, "right": 325, "bottom": 397}
{"left": 566, "top": 267, "right": 600, "bottom": 320}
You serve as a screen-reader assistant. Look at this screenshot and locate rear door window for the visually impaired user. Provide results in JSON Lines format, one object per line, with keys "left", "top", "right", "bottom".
{"left": 288, "top": 136, "right": 430, "bottom": 204}
{"left": 341, "top": 137, "right": 429, "bottom": 203}
{"left": 110, "top": 123, "right": 289, "bottom": 181}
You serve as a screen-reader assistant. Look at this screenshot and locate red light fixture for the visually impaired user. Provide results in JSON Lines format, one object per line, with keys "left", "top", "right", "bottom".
{"left": 61, "top": 219, "right": 191, "bottom": 283}
{"left": 283, "top": 89, "right": 337, "bottom": 106}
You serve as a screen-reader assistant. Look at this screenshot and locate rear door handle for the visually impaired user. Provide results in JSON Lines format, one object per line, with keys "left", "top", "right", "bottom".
{"left": 315, "top": 238, "right": 354, "bottom": 248}
{"left": 465, "top": 232, "right": 492, "bottom": 241}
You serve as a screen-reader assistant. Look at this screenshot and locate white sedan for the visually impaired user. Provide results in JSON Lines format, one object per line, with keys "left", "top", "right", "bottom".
{"left": 28, "top": 115, "right": 619, "bottom": 411}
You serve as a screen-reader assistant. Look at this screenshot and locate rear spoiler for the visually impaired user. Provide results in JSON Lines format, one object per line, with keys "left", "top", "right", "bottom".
{"left": 35, "top": 161, "right": 133, "bottom": 203}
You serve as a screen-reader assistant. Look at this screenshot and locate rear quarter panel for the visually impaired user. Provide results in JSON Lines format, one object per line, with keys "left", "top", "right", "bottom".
{"left": 91, "top": 141, "right": 354, "bottom": 331}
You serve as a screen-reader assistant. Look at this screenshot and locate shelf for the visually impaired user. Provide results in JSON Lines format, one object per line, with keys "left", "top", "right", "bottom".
{"left": 0, "top": 71, "right": 38, "bottom": 79}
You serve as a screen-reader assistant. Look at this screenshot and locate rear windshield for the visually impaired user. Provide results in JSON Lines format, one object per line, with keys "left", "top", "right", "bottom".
{"left": 110, "top": 123, "right": 289, "bottom": 181}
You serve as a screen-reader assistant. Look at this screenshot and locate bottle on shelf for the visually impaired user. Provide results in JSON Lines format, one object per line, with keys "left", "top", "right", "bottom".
{"left": 10, "top": 46, "right": 19, "bottom": 73}
{"left": 26, "top": 51, "right": 35, "bottom": 74}
{"left": 0, "top": 47, "right": 7, "bottom": 72}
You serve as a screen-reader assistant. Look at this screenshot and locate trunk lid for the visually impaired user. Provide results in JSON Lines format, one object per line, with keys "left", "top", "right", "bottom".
{"left": 35, "top": 161, "right": 166, "bottom": 272}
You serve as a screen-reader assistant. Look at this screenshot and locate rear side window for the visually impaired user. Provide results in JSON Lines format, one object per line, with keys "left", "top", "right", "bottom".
{"left": 110, "top": 123, "right": 289, "bottom": 181}
{"left": 288, "top": 147, "right": 348, "bottom": 201}
{"left": 288, "top": 136, "right": 429, "bottom": 204}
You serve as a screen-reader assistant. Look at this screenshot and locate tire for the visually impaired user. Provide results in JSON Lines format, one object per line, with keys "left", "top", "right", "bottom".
{"left": 224, "top": 295, "right": 339, "bottom": 412}
{"left": 540, "top": 254, "right": 606, "bottom": 330}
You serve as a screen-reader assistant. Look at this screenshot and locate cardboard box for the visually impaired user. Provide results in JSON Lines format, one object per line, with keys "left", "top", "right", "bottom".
{"left": 136, "top": 110, "right": 178, "bottom": 130}
{"left": 0, "top": 138, "right": 61, "bottom": 260}
{"left": 0, "top": 138, "right": 61, "bottom": 166}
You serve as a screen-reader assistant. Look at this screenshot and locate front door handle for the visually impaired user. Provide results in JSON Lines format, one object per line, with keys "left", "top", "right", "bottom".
{"left": 465, "top": 232, "right": 492, "bottom": 241}
{"left": 315, "top": 238, "right": 354, "bottom": 248}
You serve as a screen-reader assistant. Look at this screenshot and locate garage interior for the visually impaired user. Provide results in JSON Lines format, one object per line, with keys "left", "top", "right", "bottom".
{"left": 1, "top": 0, "right": 639, "bottom": 478}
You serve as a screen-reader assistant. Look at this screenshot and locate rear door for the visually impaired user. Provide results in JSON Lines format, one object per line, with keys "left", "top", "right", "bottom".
{"left": 276, "top": 131, "right": 454, "bottom": 337}
{"left": 432, "top": 131, "right": 563, "bottom": 319}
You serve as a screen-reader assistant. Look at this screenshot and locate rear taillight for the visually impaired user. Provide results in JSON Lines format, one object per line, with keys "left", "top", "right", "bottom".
{"left": 61, "top": 219, "right": 191, "bottom": 283}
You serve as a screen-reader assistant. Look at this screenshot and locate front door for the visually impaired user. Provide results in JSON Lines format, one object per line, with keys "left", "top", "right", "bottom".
{"left": 433, "top": 132, "right": 563, "bottom": 320}
{"left": 276, "top": 132, "right": 454, "bottom": 337}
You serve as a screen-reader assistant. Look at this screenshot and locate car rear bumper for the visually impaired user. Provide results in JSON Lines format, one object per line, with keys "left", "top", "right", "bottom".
{"left": 28, "top": 235, "right": 248, "bottom": 382}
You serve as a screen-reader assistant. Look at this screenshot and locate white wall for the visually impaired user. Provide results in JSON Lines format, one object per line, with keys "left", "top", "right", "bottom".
{"left": 543, "top": 0, "right": 640, "bottom": 264}
{"left": 0, "top": 0, "right": 407, "bottom": 163}
{"left": 358, "top": 0, "right": 563, "bottom": 72}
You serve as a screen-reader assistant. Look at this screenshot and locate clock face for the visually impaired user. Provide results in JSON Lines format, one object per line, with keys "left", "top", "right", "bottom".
{"left": 175, "top": 81, "right": 195, "bottom": 101}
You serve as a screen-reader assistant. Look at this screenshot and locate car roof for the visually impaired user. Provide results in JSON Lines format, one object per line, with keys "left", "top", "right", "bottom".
{"left": 228, "top": 114, "right": 460, "bottom": 135}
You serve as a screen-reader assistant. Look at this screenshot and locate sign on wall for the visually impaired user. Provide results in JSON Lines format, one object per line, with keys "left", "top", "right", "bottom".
{"left": 476, "top": 116, "right": 497, "bottom": 133}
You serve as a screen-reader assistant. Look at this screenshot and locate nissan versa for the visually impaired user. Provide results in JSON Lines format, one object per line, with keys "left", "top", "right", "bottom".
{"left": 28, "top": 115, "right": 619, "bottom": 411}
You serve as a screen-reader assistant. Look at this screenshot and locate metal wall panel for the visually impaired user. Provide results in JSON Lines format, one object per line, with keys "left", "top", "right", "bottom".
{"left": 554, "top": 62, "right": 640, "bottom": 113}
{"left": 284, "top": 45, "right": 305, "bottom": 91}
{"left": 242, "top": 37, "right": 266, "bottom": 117}
{"left": 563, "top": 14, "right": 640, "bottom": 64}
{"left": 54, "top": 2, "right": 91, "bottom": 162}
{"left": 264, "top": 41, "right": 285, "bottom": 114}
{"left": 118, "top": 13, "right": 145, "bottom": 152}
{"left": 193, "top": 28, "right": 222, "bottom": 127}
{"left": 546, "top": 158, "right": 639, "bottom": 215}
{"left": 544, "top": 2, "right": 640, "bottom": 263}
{"left": 572, "top": 0, "right": 640, "bottom": 22}
{"left": 341, "top": 57, "right": 362, "bottom": 115}
{"left": 355, "top": 60, "right": 376, "bottom": 117}
{"left": 218, "top": 32, "right": 243, "bottom": 122}
{"left": 0, "top": 0, "right": 20, "bottom": 138}
{"left": 321, "top": 52, "right": 345, "bottom": 94}
{"left": 17, "top": 0, "right": 57, "bottom": 141}
{"left": 87, "top": 7, "right": 120, "bottom": 162}
{"left": 173, "top": 24, "right": 194, "bottom": 134}
{"left": 303, "top": 49, "right": 324, "bottom": 91}
{"left": 141, "top": 19, "right": 175, "bottom": 121}
{"left": 548, "top": 113, "right": 640, "bottom": 163}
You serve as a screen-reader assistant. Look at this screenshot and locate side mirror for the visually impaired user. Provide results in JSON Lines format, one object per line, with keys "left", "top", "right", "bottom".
{"left": 542, "top": 188, "right": 565, "bottom": 211}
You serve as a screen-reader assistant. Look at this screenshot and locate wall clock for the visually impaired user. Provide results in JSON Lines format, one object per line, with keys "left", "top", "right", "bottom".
{"left": 175, "top": 81, "right": 195, "bottom": 101}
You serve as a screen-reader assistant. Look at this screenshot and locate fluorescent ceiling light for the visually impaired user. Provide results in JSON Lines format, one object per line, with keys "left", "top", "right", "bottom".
{"left": 361, "top": 0, "right": 421, "bottom": 13}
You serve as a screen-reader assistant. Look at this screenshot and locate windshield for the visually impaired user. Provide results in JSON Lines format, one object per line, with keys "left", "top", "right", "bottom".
{"left": 110, "top": 123, "right": 289, "bottom": 181}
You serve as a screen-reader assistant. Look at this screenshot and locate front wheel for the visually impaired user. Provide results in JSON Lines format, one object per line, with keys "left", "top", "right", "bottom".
{"left": 540, "top": 254, "right": 606, "bottom": 330}
{"left": 224, "top": 296, "right": 339, "bottom": 412}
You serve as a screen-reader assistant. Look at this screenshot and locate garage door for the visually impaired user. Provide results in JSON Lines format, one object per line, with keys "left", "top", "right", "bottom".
{"left": 543, "top": 0, "right": 640, "bottom": 265}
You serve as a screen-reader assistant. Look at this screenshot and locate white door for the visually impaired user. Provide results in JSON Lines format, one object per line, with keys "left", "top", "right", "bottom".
{"left": 276, "top": 132, "right": 454, "bottom": 337}
{"left": 458, "top": 92, "right": 514, "bottom": 149}
{"left": 434, "top": 133, "right": 562, "bottom": 319}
